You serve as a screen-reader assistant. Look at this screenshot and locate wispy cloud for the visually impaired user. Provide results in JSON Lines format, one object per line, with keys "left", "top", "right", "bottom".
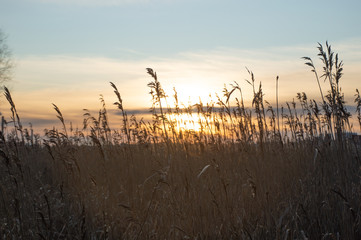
{"left": 4, "top": 40, "right": 361, "bottom": 131}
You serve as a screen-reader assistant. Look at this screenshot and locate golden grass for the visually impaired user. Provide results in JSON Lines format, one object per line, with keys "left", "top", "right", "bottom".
{"left": 0, "top": 43, "right": 360, "bottom": 239}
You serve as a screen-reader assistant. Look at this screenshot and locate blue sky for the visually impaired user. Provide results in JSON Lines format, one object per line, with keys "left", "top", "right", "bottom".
{"left": 2, "top": 0, "right": 361, "bottom": 58}
{"left": 0, "top": 0, "right": 361, "bottom": 131}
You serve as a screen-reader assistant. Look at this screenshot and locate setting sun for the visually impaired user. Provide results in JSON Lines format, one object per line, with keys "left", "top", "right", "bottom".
{"left": 169, "top": 82, "right": 215, "bottom": 106}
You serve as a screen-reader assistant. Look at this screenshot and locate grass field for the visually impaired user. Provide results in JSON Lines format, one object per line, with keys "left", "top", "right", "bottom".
{"left": 0, "top": 43, "right": 360, "bottom": 239}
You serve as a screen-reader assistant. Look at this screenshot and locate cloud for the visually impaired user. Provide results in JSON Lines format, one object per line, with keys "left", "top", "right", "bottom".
{"left": 4, "top": 40, "right": 361, "bottom": 132}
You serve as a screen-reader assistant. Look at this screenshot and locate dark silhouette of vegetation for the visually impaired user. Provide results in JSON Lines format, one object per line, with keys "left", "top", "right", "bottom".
{"left": 0, "top": 42, "right": 360, "bottom": 239}
{"left": 0, "top": 29, "right": 13, "bottom": 83}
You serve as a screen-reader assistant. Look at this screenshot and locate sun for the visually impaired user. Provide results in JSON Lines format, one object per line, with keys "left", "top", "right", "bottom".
{"left": 168, "top": 83, "right": 216, "bottom": 106}
{"left": 159, "top": 79, "right": 221, "bottom": 134}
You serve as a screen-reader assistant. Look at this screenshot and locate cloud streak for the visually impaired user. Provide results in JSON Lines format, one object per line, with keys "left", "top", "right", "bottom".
{"left": 4, "top": 40, "right": 361, "bottom": 132}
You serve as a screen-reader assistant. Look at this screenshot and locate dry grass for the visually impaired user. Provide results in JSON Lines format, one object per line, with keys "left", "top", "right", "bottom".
{"left": 0, "top": 43, "right": 360, "bottom": 239}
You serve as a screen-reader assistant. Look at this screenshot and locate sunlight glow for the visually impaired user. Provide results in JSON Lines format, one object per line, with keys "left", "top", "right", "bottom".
{"left": 166, "top": 82, "right": 216, "bottom": 107}
{"left": 168, "top": 113, "right": 205, "bottom": 132}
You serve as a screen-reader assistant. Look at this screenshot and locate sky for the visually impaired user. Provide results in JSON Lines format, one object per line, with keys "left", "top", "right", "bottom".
{"left": 0, "top": 0, "right": 361, "bottom": 131}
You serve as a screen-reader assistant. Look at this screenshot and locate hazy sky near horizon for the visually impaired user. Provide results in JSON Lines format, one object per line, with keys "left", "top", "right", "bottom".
{"left": 0, "top": 0, "right": 361, "bottom": 130}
